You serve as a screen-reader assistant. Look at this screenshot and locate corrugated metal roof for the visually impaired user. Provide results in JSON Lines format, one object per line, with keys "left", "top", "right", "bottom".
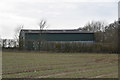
{"left": 20, "top": 29, "right": 94, "bottom": 34}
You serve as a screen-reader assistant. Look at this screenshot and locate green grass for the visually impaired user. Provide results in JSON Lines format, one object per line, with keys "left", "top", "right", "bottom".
{"left": 2, "top": 52, "right": 118, "bottom": 78}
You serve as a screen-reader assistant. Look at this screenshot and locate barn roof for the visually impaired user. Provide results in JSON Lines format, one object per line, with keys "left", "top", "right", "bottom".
{"left": 20, "top": 29, "right": 94, "bottom": 34}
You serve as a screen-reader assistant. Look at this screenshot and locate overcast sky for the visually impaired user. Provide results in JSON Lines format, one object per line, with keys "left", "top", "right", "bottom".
{"left": 0, "top": 0, "right": 119, "bottom": 39}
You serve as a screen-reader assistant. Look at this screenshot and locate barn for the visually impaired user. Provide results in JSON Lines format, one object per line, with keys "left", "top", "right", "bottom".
{"left": 19, "top": 29, "right": 95, "bottom": 50}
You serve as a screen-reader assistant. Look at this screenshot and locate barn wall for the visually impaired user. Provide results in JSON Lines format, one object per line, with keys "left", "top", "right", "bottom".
{"left": 24, "top": 33, "right": 94, "bottom": 50}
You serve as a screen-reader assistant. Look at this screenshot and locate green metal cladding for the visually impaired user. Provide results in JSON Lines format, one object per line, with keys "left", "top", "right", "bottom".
{"left": 25, "top": 33, "right": 94, "bottom": 41}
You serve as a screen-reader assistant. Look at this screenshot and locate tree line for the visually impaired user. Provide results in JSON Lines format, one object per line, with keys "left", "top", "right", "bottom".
{"left": 0, "top": 20, "right": 118, "bottom": 52}
{"left": 78, "top": 21, "right": 118, "bottom": 46}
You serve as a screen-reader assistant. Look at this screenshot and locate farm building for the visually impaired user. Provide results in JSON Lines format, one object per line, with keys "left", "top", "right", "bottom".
{"left": 19, "top": 29, "right": 95, "bottom": 50}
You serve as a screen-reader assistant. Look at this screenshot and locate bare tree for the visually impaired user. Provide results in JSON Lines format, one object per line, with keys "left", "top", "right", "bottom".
{"left": 14, "top": 25, "right": 23, "bottom": 47}
{"left": 104, "top": 21, "right": 118, "bottom": 47}
{"left": 39, "top": 20, "right": 46, "bottom": 31}
{"left": 39, "top": 19, "right": 48, "bottom": 35}
{"left": 2, "top": 39, "right": 7, "bottom": 48}
{"left": 83, "top": 21, "right": 106, "bottom": 32}
{"left": 81, "top": 21, "right": 106, "bottom": 43}
{"left": 38, "top": 19, "right": 47, "bottom": 50}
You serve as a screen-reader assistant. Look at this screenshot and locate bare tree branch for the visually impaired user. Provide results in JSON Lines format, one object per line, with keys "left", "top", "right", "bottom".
{"left": 14, "top": 25, "right": 23, "bottom": 47}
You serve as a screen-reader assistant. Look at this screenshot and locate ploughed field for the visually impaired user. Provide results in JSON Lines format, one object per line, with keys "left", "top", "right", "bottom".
{"left": 2, "top": 52, "right": 118, "bottom": 78}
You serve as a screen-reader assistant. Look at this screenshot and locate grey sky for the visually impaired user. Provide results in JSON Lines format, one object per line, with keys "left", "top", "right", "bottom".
{"left": 0, "top": 0, "right": 119, "bottom": 39}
